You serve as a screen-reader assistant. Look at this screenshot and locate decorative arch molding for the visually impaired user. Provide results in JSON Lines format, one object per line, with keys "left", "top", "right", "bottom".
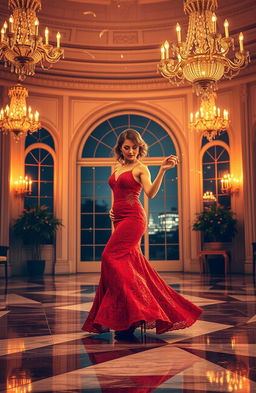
{"left": 68, "top": 101, "right": 191, "bottom": 273}
{"left": 72, "top": 101, "right": 187, "bottom": 163}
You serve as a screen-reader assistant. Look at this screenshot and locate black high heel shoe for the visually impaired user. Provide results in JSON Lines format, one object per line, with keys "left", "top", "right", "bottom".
{"left": 114, "top": 326, "right": 136, "bottom": 339}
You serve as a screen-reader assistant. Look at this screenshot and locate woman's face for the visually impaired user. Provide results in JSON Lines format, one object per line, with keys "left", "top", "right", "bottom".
{"left": 121, "top": 138, "right": 140, "bottom": 163}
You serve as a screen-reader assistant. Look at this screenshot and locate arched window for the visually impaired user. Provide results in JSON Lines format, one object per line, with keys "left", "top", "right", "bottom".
{"left": 80, "top": 114, "right": 179, "bottom": 263}
{"left": 202, "top": 140, "right": 231, "bottom": 208}
{"left": 24, "top": 129, "right": 55, "bottom": 212}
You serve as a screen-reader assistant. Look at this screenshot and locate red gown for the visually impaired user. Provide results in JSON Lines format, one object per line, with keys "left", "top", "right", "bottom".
{"left": 82, "top": 169, "right": 202, "bottom": 334}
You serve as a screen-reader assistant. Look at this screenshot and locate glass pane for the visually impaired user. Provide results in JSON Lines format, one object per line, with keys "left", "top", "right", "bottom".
{"left": 25, "top": 165, "right": 38, "bottom": 180}
{"left": 148, "top": 120, "right": 168, "bottom": 139}
{"left": 81, "top": 246, "right": 93, "bottom": 261}
{"left": 82, "top": 136, "right": 98, "bottom": 158}
{"left": 95, "top": 230, "right": 111, "bottom": 244}
{"left": 95, "top": 246, "right": 105, "bottom": 261}
{"left": 94, "top": 142, "right": 113, "bottom": 158}
{"left": 81, "top": 198, "right": 93, "bottom": 213}
{"left": 149, "top": 231, "right": 165, "bottom": 244}
{"left": 30, "top": 181, "right": 38, "bottom": 195}
{"left": 167, "top": 245, "right": 179, "bottom": 260}
{"left": 40, "top": 182, "right": 53, "bottom": 197}
{"left": 24, "top": 197, "right": 38, "bottom": 210}
{"left": 81, "top": 167, "right": 94, "bottom": 181}
{"left": 166, "top": 197, "right": 178, "bottom": 212}
{"left": 25, "top": 152, "right": 38, "bottom": 165}
{"left": 108, "top": 115, "right": 128, "bottom": 130}
{"left": 129, "top": 115, "right": 147, "bottom": 129}
{"left": 218, "top": 195, "right": 231, "bottom": 208}
{"left": 81, "top": 214, "right": 93, "bottom": 229}
{"left": 149, "top": 245, "right": 165, "bottom": 260}
{"left": 81, "top": 182, "right": 93, "bottom": 198}
{"left": 166, "top": 181, "right": 178, "bottom": 197}
{"left": 147, "top": 143, "right": 164, "bottom": 157}
{"left": 148, "top": 196, "right": 165, "bottom": 212}
{"left": 203, "top": 164, "right": 215, "bottom": 179}
{"left": 95, "top": 199, "right": 111, "bottom": 212}
{"left": 95, "top": 214, "right": 111, "bottom": 229}
{"left": 40, "top": 198, "right": 53, "bottom": 212}
{"left": 217, "top": 163, "right": 230, "bottom": 178}
{"left": 95, "top": 167, "right": 111, "bottom": 181}
{"left": 91, "top": 121, "right": 112, "bottom": 140}
{"left": 40, "top": 166, "right": 53, "bottom": 181}
{"left": 203, "top": 149, "right": 214, "bottom": 163}
{"left": 166, "top": 228, "right": 179, "bottom": 242}
{"left": 102, "top": 132, "right": 117, "bottom": 147}
{"left": 95, "top": 182, "right": 111, "bottom": 198}
{"left": 41, "top": 152, "right": 53, "bottom": 165}
{"left": 81, "top": 229, "right": 93, "bottom": 245}
{"left": 203, "top": 180, "right": 216, "bottom": 194}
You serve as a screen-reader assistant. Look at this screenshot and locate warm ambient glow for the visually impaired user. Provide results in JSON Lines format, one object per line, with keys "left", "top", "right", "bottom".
{"left": 13, "top": 176, "right": 32, "bottom": 195}
{"left": 0, "top": 0, "right": 64, "bottom": 81}
{"left": 158, "top": 0, "right": 250, "bottom": 99}
{"left": 189, "top": 93, "right": 230, "bottom": 141}
{"left": 221, "top": 174, "right": 240, "bottom": 194}
{"left": 0, "top": 84, "right": 40, "bottom": 141}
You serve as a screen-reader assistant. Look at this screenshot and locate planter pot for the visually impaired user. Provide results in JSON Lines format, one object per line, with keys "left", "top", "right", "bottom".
{"left": 203, "top": 242, "right": 232, "bottom": 251}
{"left": 27, "top": 260, "right": 45, "bottom": 276}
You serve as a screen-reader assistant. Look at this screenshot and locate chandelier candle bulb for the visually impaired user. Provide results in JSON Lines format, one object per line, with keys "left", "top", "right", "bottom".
{"left": 45, "top": 27, "right": 49, "bottom": 45}
{"left": 176, "top": 23, "right": 181, "bottom": 43}
{"left": 160, "top": 45, "right": 165, "bottom": 60}
{"left": 35, "top": 111, "right": 39, "bottom": 122}
{"left": 190, "top": 113, "right": 193, "bottom": 122}
{"left": 224, "top": 19, "right": 229, "bottom": 38}
{"left": 212, "top": 13, "right": 217, "bottom": 34}
{"left": 34, "top": 18, "right": 39, "bottom": 35}
{"left": 239, "top": 32, "right": 244, "bottom": 52}
{"left": 3, "top": 21, "right": 7, "bottom": 31}
{"left": 9, "top": 15, "right": 14, "bottom": 33}
{"left": 56, "top": 32, "right": 61, "bottom": 48}
{"left": 1, "top": 28, "right": 4, "bottom": 42}
{"left": 164, "top": 40, "right": 169, "bottom": 59}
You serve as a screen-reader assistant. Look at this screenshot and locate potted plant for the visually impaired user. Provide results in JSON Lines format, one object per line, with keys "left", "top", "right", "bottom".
{"left": 192, "top": 202, "right": 237, "bottom": 250}
{"left": 12, "top": 205, "right": 62, "bottom": 276}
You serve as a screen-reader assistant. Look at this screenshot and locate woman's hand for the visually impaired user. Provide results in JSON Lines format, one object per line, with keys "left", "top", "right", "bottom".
{"left": 161, "top": 155, "right": 179, "bottom": 171}
{"left": 109, "top": 208, "right": 115, "bottom": 221}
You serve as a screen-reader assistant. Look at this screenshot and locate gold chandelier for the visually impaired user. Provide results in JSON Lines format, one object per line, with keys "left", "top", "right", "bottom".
{"left": 0, "top": 0, "right": 64, "bottom": 81}
{"left": 158, "top": 0, "right": 250, "bottom": 99}
{"left": 189, "top": 93, "right": 230, "bottom": 141}
{"left": 0, "top": 84, "right": 40, "bottom": 141}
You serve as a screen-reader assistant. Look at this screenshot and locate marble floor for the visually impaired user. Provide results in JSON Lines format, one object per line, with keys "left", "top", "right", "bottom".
{"left": 0, "top": 272, "right": 256, "bottom": 393}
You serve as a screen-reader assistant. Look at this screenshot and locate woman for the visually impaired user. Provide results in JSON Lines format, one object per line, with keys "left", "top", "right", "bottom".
{"left": 82, "top": 129, "right": 202, "bottom": 338}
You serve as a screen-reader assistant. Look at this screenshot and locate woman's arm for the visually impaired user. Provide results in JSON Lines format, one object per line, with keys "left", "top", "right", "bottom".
{"left": 139, "top": 155, "right": 178, "bottom": 199}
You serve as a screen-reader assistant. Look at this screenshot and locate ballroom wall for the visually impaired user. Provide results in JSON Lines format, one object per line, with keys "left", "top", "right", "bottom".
{"left": 0, "top": 70, "right": 255, "bottom": 276}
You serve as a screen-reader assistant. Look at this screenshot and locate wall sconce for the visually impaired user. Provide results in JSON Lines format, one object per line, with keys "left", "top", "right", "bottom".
{"left": 221, "top": 174, "right": 239, "bottom": 195}
{"left": 14, "top": 176, "right": 32, "bottom": 196}
{"left": 203, "top": 191, "right": 217, "bottom": 203}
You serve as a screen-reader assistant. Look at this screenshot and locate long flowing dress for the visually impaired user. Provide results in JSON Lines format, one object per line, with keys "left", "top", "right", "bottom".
{"left": 82, "top": 169, "right": 202, "bottom": 334}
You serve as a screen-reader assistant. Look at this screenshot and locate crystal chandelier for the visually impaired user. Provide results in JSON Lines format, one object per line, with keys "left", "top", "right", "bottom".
{"left": 0, "top": 84, "right": 40, "bottom": 141}
{"left": 189, "top": 93, "right": 230, "bottom": 141}
{"left": 0, "top": 0, "right": 64, "bottom": 81}
{"left": 158, "top": 0, "right": 250, "bottom": 99}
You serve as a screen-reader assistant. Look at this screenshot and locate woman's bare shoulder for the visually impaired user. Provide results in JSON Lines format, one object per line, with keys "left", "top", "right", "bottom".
{"left": 135, "top": 162, "right": 149, "bottom": 174}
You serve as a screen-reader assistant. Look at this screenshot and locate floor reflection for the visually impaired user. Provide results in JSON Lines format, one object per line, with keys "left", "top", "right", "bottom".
{"left": 0, "top": 273, "right": 255, "bottom": 393}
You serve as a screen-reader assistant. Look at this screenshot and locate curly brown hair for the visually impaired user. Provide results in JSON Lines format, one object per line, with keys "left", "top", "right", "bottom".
{"left": 114, "top": 129, "right": 148, "bottom": 162}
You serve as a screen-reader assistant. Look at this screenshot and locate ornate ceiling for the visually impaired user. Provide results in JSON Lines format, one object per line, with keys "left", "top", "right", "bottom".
{"left": 0, "top": 0, "right": 255, "bottom": 84}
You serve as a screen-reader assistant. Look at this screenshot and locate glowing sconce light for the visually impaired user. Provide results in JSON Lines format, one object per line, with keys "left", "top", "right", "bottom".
{"left": 14, "top": 176, "right": 32, "bottom": 196}
{"left": 220, "top": 174, "right": 240, "bottom": 194}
